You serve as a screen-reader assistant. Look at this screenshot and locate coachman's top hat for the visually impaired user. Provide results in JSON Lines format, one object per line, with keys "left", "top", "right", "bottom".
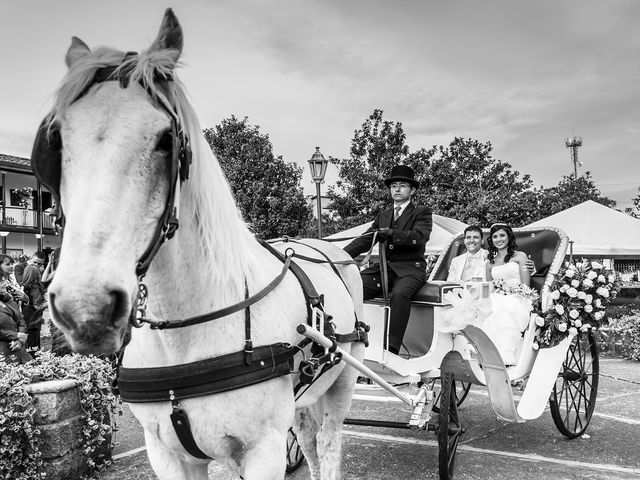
{"left": 384, "top": 165, "right": 419, "bottom": 189}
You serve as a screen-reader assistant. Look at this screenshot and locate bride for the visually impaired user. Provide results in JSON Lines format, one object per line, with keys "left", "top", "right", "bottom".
{"left": 482, "top": 223, "right": 533, "bottom": 365}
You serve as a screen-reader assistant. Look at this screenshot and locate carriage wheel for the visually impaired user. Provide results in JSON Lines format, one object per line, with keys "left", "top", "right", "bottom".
{"left": 285, "top": 427, "right": 304, "bottom": 473}
{"left": 549, "top": 331, "right": 599, "bottom": 439}
{"left": 429, "top": 377, "right": 472, "bottom": 413}
{"left": 436, "top": 372, "right": 463, "bottom": 480}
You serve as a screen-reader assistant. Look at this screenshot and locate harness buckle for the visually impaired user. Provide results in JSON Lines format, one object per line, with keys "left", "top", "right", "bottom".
{"left": 244, "top": 340, "right": 254, "bottom": 365}
{"left": 165, "top": 214, "right": 180, "bottom": 239}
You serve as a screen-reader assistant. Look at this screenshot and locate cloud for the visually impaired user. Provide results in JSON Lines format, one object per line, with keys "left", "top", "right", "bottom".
{"left": 1, "top": 0, "right": 638, "bottom": 209}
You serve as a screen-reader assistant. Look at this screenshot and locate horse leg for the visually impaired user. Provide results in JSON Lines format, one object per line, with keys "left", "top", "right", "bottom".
{"left": 239, "top": 429, "right": 287, "bottom": 480}
{"left": 294, "top": 407, "right": 322, "bottom": 479}
{"left": 144, "top": 431, "right": 208, "bottom": 480}
{"left": 317, "top": 343, "right": 364, "bottom": 480}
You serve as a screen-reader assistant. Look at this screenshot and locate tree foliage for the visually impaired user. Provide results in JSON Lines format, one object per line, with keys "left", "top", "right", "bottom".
{"left": 417, "top": 138, "right": 537, "bottom": 227}
{"left": 536, "top": 172, "right": 616, "bottom": 219}
{"left": 326, "top": 109, "right": 412, "bottom": 231}
{"left": 327, "top": 110, "right": 538, "bottom": 229}
{"left": 203, "top": 116, "right": 311, "bottom": 238}
{"left": 624, "top": 187, "right": 640, "bottom": 218}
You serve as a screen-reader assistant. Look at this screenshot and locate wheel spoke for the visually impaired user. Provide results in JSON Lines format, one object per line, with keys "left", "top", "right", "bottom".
{"left": 550, "top": 332, "right": 598, "bottom": 439}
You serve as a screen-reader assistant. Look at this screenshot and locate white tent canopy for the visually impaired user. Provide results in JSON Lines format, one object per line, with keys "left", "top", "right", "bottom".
{"left": 326, "top": 214, "right": 468, "bottom": 255}
{"left": 527, "top": 200, "right": 640, "bottom": 257}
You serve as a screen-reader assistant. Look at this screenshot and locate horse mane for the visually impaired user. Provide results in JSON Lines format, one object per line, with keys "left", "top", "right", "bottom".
{"left": 48, "top": 46, "right": 258, "bottom": 290}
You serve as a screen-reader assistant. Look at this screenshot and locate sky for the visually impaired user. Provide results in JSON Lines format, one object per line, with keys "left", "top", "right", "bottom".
{"left": 1, "top": 0, "right": 639, "bottom": 209}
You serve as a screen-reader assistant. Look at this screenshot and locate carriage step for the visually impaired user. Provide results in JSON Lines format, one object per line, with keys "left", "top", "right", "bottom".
{"left": 409, "top": 384, "right": 433, "bottom": 430}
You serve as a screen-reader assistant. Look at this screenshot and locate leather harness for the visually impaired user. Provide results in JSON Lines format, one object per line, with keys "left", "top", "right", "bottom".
{"left": 31, "top": 53, "right": 369, "bottom": 460}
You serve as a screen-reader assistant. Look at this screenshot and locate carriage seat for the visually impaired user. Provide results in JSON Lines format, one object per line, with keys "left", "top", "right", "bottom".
{"left": 429, "top": 227, "right": 568, "bottom": 296}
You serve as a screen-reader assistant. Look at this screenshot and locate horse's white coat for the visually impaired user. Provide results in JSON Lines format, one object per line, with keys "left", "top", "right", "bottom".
{"left": 46, "top": 9, "right": 364, "bottom": 480}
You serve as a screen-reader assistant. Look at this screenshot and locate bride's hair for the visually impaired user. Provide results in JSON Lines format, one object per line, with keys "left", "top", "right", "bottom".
{"left": 487, "top": 223, "right": 517, "bottom": 263}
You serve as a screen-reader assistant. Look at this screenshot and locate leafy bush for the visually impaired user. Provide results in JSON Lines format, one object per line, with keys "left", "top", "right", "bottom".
{"left": 606, "top": 304, "right": 640, "bottom": 321}
{"left": 0, "top": 352, "right": 118, "bottom": 479}
{"left": 607, "top": 314, "right": 640, "bottom": 362}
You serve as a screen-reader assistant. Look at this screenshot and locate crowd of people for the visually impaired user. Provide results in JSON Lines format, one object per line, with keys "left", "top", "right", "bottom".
{"left": 0, "top": 251, "right": 49, "bottom": 363}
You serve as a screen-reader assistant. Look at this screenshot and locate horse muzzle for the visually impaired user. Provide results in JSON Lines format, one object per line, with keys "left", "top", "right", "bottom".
{"left": 48, "top": 283, "right": 133, "bottom": 355}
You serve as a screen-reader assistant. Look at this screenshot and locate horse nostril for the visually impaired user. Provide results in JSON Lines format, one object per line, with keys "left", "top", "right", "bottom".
{"left": 48, "top": 292, "right": 77, "bottom": 331}
{"left": 107, "top": 289, "right": 130, "bottom": 327}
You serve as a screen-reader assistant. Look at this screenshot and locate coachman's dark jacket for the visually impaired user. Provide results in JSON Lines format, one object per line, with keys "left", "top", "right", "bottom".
{"left": 344, "top": 203, "right": 433, "bottom": 276}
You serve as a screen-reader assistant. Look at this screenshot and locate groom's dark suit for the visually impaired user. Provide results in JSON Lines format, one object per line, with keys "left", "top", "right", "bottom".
{"left": 344, "top": 203, "right": 432, "bottom": 353}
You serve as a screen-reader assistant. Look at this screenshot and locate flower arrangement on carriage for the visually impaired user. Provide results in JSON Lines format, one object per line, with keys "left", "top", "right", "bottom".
{"left": 534, "top": 259, "right": 620, "bottom": 349}
{"left": 15, "top": 186, "right": 33, "bottom": 208}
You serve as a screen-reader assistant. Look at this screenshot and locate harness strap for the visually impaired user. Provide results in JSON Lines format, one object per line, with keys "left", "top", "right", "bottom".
{"left": 258, "top": 239, "right": 323, "bottom": 309}
{"left": 118, "top": 343, "right": 297, "bottom": 403}
{"left": 170, "top": 398, "right": 211, "bottom": 460}
{"left": 268, "top": 233, "right": 379, "bottom": 270}
{"left": 137, "top": 250, "right": 294, "bottom": 330}
{"left": 243, "top": 280, "right": 252, "bottom": 365}
{"left": 335, "top": 321, "right": 370, "bottom": 347}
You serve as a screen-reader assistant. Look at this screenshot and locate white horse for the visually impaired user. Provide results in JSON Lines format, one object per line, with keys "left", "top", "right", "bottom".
{"left": 38, "top": 9, "right": 364, "bottom": 480}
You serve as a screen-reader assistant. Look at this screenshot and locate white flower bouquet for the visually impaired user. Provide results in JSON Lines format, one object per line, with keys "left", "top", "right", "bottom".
{"left": 491, "top": 277, "right": 540, "bottom": 304}
{"left": 534, "top": 259, "right": 619, "bottom": 349}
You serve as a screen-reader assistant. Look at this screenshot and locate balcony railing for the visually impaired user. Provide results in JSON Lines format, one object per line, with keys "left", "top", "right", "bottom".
{"left": 1, "top": 207, "right": 55, "bottom": 230}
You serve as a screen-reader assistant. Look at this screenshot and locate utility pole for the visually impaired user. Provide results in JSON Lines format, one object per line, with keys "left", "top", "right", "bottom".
{"left": 565, "top": 136, "right": 583, "bottom": 178}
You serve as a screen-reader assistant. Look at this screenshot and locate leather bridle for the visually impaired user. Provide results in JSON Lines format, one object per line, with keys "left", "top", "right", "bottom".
{"left": 31, "top": 52, "right": 192, "bottom": 280}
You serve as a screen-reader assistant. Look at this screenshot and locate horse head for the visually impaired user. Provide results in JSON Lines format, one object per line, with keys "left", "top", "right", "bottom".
{"left": 34, "top": 9, "right": 188, "bottom": 354}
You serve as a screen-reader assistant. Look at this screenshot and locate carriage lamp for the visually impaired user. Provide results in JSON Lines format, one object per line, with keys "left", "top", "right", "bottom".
{"left": 307, "top": 147, "right": 328, "bottom": 239}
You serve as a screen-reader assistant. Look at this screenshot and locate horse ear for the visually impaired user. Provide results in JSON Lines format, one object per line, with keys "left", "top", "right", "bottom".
{"left": 65, "top": 36, "right": 91, "bottom": 68}
{"left": 149, "top": 8, "right": 183, "bottom": 64}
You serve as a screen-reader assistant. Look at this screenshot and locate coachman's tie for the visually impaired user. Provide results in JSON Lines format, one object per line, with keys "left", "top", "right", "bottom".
{"left": 394, "top": 206, "right": 401, "bottom": 221}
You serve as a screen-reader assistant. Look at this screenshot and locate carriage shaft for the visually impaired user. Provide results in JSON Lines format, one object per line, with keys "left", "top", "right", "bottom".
{"left": 297, "top": 324, "right": 415, "bottom": 406}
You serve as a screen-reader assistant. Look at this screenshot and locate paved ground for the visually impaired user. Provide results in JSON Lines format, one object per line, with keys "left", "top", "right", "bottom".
{"left": 99, "top": 357, "right": 640, "bottom": 480}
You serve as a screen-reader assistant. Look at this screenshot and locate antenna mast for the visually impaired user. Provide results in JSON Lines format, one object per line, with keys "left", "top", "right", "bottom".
{"left": 565, "top": 135, "right": 583, "bottom": 177}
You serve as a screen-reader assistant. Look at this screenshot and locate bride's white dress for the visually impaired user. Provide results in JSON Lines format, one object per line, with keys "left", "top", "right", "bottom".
{"left": 481, "top": 262, "right": 532, "bottom": 365}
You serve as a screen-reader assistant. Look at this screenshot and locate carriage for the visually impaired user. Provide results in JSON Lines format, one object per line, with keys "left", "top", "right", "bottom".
{"left": 291, "top": 226, "right": 600, "bottom": 479}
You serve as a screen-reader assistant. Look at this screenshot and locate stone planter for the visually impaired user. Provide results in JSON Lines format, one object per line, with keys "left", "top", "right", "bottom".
{"left": 24, "top": 379, "right": 113, "bottom": 480}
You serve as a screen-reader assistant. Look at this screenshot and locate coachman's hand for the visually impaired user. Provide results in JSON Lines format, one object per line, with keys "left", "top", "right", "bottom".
{"left": 376, "top": 228, "right": 394, "bottom": 243}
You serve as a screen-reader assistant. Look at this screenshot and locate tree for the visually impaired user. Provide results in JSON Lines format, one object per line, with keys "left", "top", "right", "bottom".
{"left": 203, "top": 116, "right": 312, "bottom": 239}
{"left": 327, "top": 111, "right": 539, "bottom": 230}
{"left": 536, "top": 172, "right": 616, "bottom": 220}
{"left": 419, "top": 138, "right": 538, "bottom": 227}
{"left": 624, "top": 187, "right": 640, "bottom": 218}
{"left": 326, "top": 109, "right": 420, "bottom": 232}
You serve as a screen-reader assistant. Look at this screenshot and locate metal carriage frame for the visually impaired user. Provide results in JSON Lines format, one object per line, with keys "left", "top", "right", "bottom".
{"left": 291, "top": 226, "right": 600, "bottom": 479}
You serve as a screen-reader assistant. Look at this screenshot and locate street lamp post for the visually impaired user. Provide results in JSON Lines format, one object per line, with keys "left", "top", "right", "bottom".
{"left": 307, "top": 146, "right": 328, "bottom": 238}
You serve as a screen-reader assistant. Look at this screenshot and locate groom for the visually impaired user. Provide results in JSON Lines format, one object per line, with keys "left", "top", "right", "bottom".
{"left": 447, "top": 225, "right": 487, "bottom": 282}
{"left": 344, "top": 165, "right": 432, "bottom": 354}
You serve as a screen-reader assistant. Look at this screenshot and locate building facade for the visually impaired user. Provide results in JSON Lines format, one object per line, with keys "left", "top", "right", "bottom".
{"left": 0, "top": 153, "right": 60, "bottom": 257}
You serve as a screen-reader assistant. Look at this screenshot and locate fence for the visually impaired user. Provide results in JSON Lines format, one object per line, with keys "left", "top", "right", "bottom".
{"left": 1, "top": 207, "right": 55, "bottom": 229}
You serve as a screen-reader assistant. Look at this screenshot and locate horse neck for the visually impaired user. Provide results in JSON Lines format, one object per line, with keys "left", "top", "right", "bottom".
{"left": 142, "top": 136, "right": 263, "bottom": 325}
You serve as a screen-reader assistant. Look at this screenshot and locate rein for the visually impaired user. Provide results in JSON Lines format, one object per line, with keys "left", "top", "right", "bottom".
{"left": 133, "top": 249, "right": 295, "bottom": 330}
{"left": 132, "top": 232, "right": 379, "bottom": 332}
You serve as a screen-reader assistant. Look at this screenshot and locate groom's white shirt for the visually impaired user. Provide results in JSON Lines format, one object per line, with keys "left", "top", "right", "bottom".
{"left": 447, "top": 248, "right": 489, "bottom": 282}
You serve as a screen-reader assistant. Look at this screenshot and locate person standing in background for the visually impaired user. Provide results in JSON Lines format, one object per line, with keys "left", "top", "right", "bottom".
{"left": 22, "top": 264, "right": 46, "bottom": 352}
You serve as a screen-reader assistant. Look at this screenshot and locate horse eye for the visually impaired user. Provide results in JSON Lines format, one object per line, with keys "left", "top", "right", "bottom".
{"left": 155, "top": 130, "right": 173, "bottom": 153}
